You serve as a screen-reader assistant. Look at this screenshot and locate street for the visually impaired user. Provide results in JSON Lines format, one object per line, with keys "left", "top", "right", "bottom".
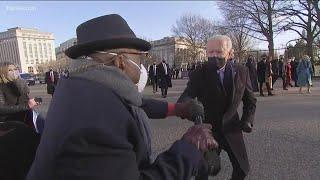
{"left": 30, "top": 78, "right": 320, "bottom": 180}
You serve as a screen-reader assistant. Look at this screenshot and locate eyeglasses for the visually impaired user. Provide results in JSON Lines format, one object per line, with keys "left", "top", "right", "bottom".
{"left": 95, "top": 50, "right": 150, "bottom": 64}
{"left": 95, "top": 51, "right": 148, "bottom": 57}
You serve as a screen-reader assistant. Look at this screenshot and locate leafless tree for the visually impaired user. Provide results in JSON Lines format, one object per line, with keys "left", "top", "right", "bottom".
{"left": 312, "top": 0, "right": 320, "bottom": 26}
{"left": 172, "top": 13, "right": 215, "bottom": 62}
{"left": 216, "top": 8, "right": 255, "bottom": 63}
{"left": 282, "top": 0, "right": 320, "bottom": 63}
{"left": 218, "top": 0, "right": 289, "bottom": 60}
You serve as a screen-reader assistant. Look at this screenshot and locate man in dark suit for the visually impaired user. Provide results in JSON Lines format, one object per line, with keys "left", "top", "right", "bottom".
{"left": 148, "top": 62, "right": 158, "bottom": 93}
{"left": 157, "top": 60, "right": 171, "bottom": 98}
{"left": 257, "top": 54, "right": 273, "bottom": 96}
{"left": 45, "top": 68, "right": 59, "bottom": 96}
{"left": 27, "top": 14, "right": 218, "bottom": 180}
{"left": 278, "top": 55, "right": 287, "bottom": 90}
{"left": 245, "top": 55, "right": 259, "bottom": 92}
{"left": 178, "top": 35, "right": 257, "bottom": 180}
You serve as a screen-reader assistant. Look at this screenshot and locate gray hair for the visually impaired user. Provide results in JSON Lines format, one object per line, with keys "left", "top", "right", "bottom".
{"left": 208, "top": 35, "right": 233, "bottom": 50}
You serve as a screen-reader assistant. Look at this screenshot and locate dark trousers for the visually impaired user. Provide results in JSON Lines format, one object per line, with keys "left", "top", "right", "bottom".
{"left": 259, "top": 82, "right": 272, "bottom": 95}
{"left": 280, "top": 76, "right": 286, "bottom": 89}
{"left": 272, "top": 75, "right": 278, "bottom": 87}
{"left": 150, "top": 77, "right": 157, "bottom": 92}
{"left": 195, "top": 137, "right": 246, "bottom": 180}
{"left": 161, "top": 87, "right": 168, "bottom": 97}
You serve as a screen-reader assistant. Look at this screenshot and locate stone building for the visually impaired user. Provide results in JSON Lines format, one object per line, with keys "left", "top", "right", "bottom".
{"left": 0, "top": 27, "right": 56, "bottom": 73}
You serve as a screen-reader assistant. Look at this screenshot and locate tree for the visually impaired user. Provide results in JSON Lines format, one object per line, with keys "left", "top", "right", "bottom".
{"left": 285, "top": 39, "right": 307, "bottom": 59}
{"left": 217, "top": 8, "right": 255, "bottom": 63}
{"left": 218, "top": 0, "right": 289, "bottom": 60}
{"left": 312, "top": 0, "right": 320, "bottom": 27}
{"left": 172, "top": 13, "right": 215, "bottom": 63}
{"left": 282, "top": 0, "right": 320, "bottom": 63}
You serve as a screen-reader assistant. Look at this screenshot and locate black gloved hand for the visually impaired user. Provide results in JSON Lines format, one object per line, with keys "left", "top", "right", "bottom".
{"left": 241, "top": 122, "right": 253, "bottom": 133}
{"left": 175, "top": 99, "right": 204, "bottom": 121}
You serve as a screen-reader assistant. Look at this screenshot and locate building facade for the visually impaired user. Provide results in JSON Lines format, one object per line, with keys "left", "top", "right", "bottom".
{"left": 55, "top": 38, "right": 77, "bottom": 62}
{"left": 0, "top": 27, "right": 56, "bottom": 73}
{"left": 149, "top": 37, "right": 206, "bottom": 68}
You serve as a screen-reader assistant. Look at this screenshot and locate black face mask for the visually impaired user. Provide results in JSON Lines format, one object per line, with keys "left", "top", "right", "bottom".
{"left": 208, "top": 56, "right": 226, "bottom": 69}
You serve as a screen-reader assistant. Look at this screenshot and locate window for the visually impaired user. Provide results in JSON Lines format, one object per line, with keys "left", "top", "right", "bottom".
{"left": 23, "top": 42, "right": 28, "bottom": 58}
{"left": 44, "top": 43, "right": 47, "bottom": 57}
{"left": 27, "top": 67, "right": 34, "bottom": 73}
{"left": 34, "top": 44, "right": 38, "bottom": 57}
{"left": 29, "top": 44, "right": 33, "bottom": 58}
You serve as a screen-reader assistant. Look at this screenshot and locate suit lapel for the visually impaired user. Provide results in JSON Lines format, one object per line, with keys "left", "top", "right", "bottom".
{"left": 230, "top": 63, "right": 237, "bottom": 104}
{"left": 223, "top": 65, "right": 242, "bottom": 127}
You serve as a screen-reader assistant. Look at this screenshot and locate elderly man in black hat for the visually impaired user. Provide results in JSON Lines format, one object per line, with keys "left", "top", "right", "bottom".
{"left": 27, "top": 14, "right": 217, "bottom": 180}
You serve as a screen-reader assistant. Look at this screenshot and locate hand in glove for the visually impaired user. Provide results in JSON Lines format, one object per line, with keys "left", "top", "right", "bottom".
{"left": 241, "top": 122, "right": 253, "bottom": 133}
{"left": 174, "top": 99, "right": 204, "bottom": 121}
{"left": 182, "top": 124, "right": 218, "bottom": 152}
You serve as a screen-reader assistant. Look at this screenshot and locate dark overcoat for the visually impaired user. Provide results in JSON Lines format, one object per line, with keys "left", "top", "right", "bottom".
{"left": 157, "top": 63, "right": 172, "bottom": 88}
{"left": 178, "top": 61, "right": 257, "bottom": 174}
{"left": 45, "top": 71, "right": 59, "bottom": 95}
{"left": 257, "top": 61, "right": 266, "bottom": 83}
{"left": 245, "top": 60, "right": 259, "bottom": 92}
{"left": 27, "top": 67, "right": 204, "bottom": 180}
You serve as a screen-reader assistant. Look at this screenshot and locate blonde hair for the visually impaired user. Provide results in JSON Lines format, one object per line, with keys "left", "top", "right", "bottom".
{"left": 302, "top": 55, "right": 310, "bottom": 61}
{"left": 0, "top": 62, "right": 15, "bottom": 84}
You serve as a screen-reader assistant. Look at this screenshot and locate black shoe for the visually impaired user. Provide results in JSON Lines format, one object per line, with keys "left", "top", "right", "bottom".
{"left": 283, "top": 88, "right": 288, "bottom": 90}
{"left": 268, "top": 93, "right": 274, "bottom": 96}
{"left": 260, "top": 94, "right": 265, "bottom": 96}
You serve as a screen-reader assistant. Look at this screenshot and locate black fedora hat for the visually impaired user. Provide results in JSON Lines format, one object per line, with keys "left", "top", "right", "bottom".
{"left": 65, "top": 14, "right": 151, "bottom": 59}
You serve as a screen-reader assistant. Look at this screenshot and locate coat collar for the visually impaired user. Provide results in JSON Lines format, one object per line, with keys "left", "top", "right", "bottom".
{"left": 70, "top": 61, "right": 142, "bottom": 107}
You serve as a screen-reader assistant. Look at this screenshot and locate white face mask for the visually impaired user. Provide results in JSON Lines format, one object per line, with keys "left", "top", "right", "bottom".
{"left": 129, "top": 59, "right": 148, "bottom": 93}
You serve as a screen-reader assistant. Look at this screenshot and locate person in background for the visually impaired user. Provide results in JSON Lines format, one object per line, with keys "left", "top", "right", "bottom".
{"left": 265, "top": 57, "right": 274, "bottom": 94}
{"left": 61, "top": 69, "right": 70, "bottom": 79}
{"left": 284, "top": 57, "right": 292, "bottom": 90}
{"left": 291, "top": 57, "right": 299, "bottom": 87}
{"left": 297, "top": 55, "right": 313, "bottom": 94}
{"left": 27, "top": 14, "right": 218, "bottom": 180}
{"left": 0, "top": 62, "right": 44, "bottom": 133}
{"left": 257, "top": 54, "right": 273, "bottom": 96}
{"left": 271, "top": 58, "right": 279, "bottom": 89}
{"left": 45, "top": 68, "right": 59, "bottom": 96}
{"left": 245, "top": 55, "right": 259, "bottom": 92}
{"left": 0, "top": 62, "right": 43, "bottom": 180}
{"left": 278, "top": 55, "right": 286, "bottom": 90}
{"left": 148, "top": 62, "right": 158, "bottom": 93}
{"left": 175, "top": 67, "right": 180, "bottom": 79}
{"left": 157, "top": 60, "right": 171, "bottom": 98}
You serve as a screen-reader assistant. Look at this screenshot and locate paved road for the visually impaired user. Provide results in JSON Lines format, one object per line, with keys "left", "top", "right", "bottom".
{"left": 29, "top": 78, "right": 320, "bottom": 180}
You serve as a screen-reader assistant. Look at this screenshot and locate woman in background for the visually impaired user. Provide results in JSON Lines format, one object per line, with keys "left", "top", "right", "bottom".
{"left": 296, "top": 55, "right": 313, "bottom": 94}
{"left": 0, "top": 62, "right": 42, "bottom": 180}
